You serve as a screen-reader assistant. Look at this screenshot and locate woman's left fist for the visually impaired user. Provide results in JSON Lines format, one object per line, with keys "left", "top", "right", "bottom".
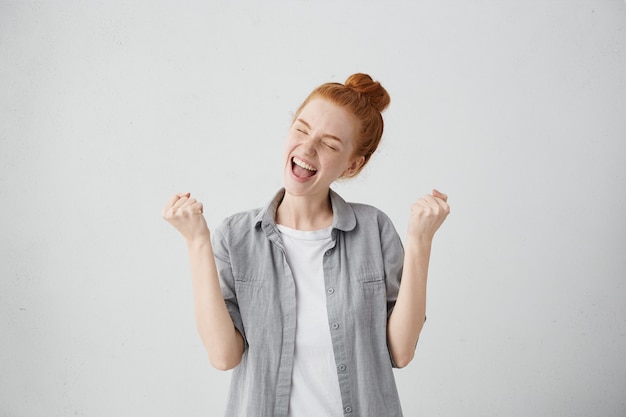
{"left": 407, "top": 189, "right": 450, "bottom": 244}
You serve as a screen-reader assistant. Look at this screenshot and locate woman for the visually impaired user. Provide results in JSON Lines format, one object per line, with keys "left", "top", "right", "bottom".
{"left": 162, "top": 73, "right": 450, "bottom": 417}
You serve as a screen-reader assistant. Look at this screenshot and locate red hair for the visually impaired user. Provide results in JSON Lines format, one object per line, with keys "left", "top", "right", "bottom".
{"left": 295, "top": 73, "right": 391, "bottom": 176}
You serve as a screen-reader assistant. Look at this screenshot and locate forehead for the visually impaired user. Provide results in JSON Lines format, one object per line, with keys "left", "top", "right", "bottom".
{"left": 297, "top": 98, "right": 359, "bottom": 143}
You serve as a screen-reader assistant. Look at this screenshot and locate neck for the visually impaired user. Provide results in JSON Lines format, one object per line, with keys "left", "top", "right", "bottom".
{"left": 276, "top": 189, "right": 333, "bottom": 231}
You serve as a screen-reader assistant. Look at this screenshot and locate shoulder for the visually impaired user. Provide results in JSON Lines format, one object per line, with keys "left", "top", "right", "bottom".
{"left": 343, "top": 201, "right": 401, "bottom": 244}
{"left": 349, "top": 202, "right": 395, "bottom": 228}
{"left": 330, "top": 189, "right": 396, "bottom": 234}
{"left": 213, "top": 207, "right": 263, "bottom": 243}
{"left": 213, "top": 188, "right": 283, "bottom": 244}
{"left": 342, "top": 201, "right": 404, "bottom": 263}
{"left": 349, "top": 201, "right": 388, "bottom": 217}
{"left": 221, "top": 207, "right": 263, "bottom": 228}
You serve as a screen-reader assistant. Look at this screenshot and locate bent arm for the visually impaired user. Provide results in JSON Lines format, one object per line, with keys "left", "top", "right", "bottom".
{"left": 386, "top": 189, "right": 449, "bottom": 368}
{"left": 386, "top": 238, "right": 431, "bottom": 368}
{"left": 187, "top": 236, "right": 244, "bottom": 371}
{"left": 163, "top": 193, "right": 244, "bottom": 370}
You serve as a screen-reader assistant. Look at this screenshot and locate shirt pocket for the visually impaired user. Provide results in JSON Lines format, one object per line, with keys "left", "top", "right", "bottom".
{"left": 357, "top": 271, "right": 387, "bottom": 328}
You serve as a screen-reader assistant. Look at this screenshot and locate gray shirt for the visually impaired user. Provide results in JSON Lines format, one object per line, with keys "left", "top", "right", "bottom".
{"left": 212, "top": 188, "right": 405, "bottom": 417}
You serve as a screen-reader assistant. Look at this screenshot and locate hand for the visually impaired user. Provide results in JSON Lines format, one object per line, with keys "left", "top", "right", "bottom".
{"left": 162, "top": 193, "right": 211, "bottom": 243}
{"left": 407, "top": 189, "right": 450, "bottom": 245}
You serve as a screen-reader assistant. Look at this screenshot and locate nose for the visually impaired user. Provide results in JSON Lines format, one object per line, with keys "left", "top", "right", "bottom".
{"left": 300, "top": 135, "right": 319, "bottom": 156}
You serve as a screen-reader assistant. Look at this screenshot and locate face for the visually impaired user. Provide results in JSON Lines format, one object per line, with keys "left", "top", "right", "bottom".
{"left": 282, "top": 97, "right": 364, "bottom": 199}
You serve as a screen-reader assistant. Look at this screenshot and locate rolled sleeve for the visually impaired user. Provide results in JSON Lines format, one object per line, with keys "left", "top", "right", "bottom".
{"left": 378, "top": 213, "right": 406, "bottom": 369}
{"left": 212, "top": 223, "right": 248, "bottom": 350}
{"left": 378, "top": 213, "right": 404, "bottom": 319}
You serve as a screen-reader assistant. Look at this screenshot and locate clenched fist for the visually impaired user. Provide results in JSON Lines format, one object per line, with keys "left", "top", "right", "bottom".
{"left": 408, "top": 189, "right": 450, "bottom": 245}
{"left": 162, "top": 193, "right": 211, "bottom": 243}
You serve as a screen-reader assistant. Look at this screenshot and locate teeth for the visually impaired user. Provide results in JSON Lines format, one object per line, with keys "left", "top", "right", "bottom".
{"left": 293, "top": 157, "right": 317, "bottom": 172}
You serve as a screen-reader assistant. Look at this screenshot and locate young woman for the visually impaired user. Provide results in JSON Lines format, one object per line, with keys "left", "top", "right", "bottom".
{"left": 162, "top": 73, "right": 450, "bottom": 417}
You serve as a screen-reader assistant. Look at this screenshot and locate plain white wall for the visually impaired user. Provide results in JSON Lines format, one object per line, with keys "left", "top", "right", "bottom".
{"left": 1, "top": 1, "right": 625, "bottom": 416}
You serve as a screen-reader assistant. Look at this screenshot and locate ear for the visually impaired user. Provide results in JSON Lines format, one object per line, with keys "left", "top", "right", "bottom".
{"left": 342, "top": 155, "right": 365, "bottom": 178}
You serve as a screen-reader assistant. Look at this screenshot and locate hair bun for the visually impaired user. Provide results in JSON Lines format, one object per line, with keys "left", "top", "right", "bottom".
{"left": 344, "top": 73, "right": 390, "bottom": 113}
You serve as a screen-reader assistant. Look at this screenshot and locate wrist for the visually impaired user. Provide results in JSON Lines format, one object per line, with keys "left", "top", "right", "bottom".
{"left": 186, "top": 232, "right": 212, "bottom": 250}
{"left": 405, "top": 234, "right": 433, "bottom": 251}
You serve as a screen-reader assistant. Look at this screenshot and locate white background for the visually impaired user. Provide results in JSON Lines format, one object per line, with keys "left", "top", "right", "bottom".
{"left": 1, "top": 1, "right": 625, "bottom": 416}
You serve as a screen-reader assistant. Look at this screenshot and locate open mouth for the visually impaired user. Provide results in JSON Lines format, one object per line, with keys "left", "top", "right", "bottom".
{"left": 291, "top": 156, "right": 317, "bottom": 179}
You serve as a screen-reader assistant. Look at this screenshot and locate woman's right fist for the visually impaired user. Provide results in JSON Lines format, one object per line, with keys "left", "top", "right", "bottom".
{"left": 162, "top": 193, "right": 210, "bottom": 243}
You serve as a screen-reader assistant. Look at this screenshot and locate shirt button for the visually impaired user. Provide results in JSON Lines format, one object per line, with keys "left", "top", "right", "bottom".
{"left": 338, "top": 364, "right": 346, "bottom": 372}
{"left": 331, "top": 323, "right": 340, "bottom": 329}
{"left": 344, "top": 406, "right": 352, "bottom": 413}
{"left": 327, "top": 287, "right": 335, "bottom": 294}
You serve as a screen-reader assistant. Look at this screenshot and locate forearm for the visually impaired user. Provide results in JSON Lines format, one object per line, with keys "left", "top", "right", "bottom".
{"left": 387, "top": 238, "right": 431, "bottom": 368}
{"left": 187, "top": 237, "right": 244, "bottom": 370}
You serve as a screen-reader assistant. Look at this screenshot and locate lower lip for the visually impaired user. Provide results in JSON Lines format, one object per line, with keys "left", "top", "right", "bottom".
{"left": 290, "top": 159, "right": 316, "bottom": 182}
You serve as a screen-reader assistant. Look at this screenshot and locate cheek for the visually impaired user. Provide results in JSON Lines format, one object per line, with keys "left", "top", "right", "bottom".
{"left": 326, "top": 155, "right": 350, "bottom": 175}
{"left": 282, "top": 137, "right": 296, "bottom": 163}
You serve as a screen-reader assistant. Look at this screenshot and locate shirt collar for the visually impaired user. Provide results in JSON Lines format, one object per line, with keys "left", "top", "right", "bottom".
{"left": 254, "top": 188, "right": 357, "bottom": 233}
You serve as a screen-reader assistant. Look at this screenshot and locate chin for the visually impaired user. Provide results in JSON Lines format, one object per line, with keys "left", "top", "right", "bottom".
{"left": 283, "top": 181, "right": 308, "bottom": 196}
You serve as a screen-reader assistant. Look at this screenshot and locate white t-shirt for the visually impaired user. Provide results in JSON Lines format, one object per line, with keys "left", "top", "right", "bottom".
{"left": 277, "top": 224, "right": 343, "bottom": 417}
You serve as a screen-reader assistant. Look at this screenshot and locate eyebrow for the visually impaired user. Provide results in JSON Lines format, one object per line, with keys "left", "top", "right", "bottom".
{"left": 296, "top": 118, "right": 344, "bottom": 143}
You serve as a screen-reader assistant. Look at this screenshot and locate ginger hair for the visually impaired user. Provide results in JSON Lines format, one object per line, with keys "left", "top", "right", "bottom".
{"left": 294, "top": 73, "right": 391, "bottom": 176}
